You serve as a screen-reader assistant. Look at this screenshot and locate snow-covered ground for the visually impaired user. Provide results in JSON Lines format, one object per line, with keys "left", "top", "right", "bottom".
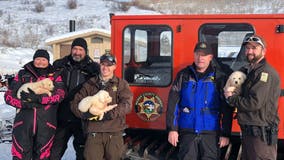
{"left": 0, "top": 48, "right": 42, "bottom": 75}
{"left": 0, "top": 136, "right": 75, "bottom": 160}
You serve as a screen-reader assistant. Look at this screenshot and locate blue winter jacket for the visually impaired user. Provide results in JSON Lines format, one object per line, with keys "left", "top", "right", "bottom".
{"left": 179, "top": 66, "right": 220, "bottom": 132}
{"left": 166, "top": 62, "right": 233, "bottom": 136}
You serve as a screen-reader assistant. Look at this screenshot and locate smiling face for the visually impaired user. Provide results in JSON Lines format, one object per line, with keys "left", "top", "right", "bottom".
{"left": 33, "top": 57, "right": 49, "bottom": 68}
{"left": 244, "top": 42, "right": 265, "bottom": 64}
{"left": 71, "top": 46, "right": 86, "bottom": 62}
{"left": 100, "top": 62, "right": 117, "bottom": 81}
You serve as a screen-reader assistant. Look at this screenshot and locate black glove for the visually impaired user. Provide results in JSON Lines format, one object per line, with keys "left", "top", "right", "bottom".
{"left": 21, "top": 101, "right": 44, "bottom": 109}
{"left": 20, "top": 88, "right": 42, "bottom": 103}
{"left": 82, "top": 112, "right": 100, "bottom": 121}
{"left": 83, "top": 112, "right": 112, "bottom": 121}
{"left": 102, "top": 111, "right": 112, "bottom": 121}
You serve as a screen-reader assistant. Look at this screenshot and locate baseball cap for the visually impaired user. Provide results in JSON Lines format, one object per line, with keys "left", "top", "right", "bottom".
{"left": 194, "top": 42, "right": 213, "bottom": 55}
{"left": 100, "top": 53, "right": 116, "bottom": 66}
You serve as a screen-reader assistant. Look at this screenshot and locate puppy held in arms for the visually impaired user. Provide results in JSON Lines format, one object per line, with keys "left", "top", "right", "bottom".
{"left": 224, "top": 71, "right": 246, "bottom": 95}
{"left": 78, "top": 90, "right": 117, "bottom": 120}
{"left": 17, "top": 78, "right": 54, "bottom": 99}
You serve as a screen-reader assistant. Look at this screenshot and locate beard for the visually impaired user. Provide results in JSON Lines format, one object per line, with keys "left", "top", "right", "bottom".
{"left": 246, "top": 53, "right": 263, "bottom": 63}
{"left": 72, "top": 55, "right": 84, "bottom": 62}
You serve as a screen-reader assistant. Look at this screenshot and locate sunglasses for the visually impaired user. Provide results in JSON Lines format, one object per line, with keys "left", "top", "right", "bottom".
{"left": 100, "top": 53, "right": 116, "bottom": 64}
{"left": 244, "top": 36, "right": 265, "bottom": 48}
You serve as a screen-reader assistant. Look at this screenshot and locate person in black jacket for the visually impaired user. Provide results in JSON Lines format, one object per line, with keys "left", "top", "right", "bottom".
{"left": 50, "top": 38, "right": 100, "bottom": 160}
{"left": 224, "top": 35, "right": 280, "bottom": 160}
{"left": 5, "top": 49, "right": 66, "bottom": 160}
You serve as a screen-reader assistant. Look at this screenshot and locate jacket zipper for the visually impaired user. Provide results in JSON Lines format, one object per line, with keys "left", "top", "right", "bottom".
{"left": 33, "top": 108, "right": 37, "bottom": 135}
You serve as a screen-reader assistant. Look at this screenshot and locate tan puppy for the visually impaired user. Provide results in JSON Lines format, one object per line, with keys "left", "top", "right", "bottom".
{"left": 17, "top": 78, "right": 54, "bottom": 99}
{"left": 78, "top": 90, "right": 116, "bottom": 120}
{"left": 224, "top": 71, "right": 246, "bottom": 95}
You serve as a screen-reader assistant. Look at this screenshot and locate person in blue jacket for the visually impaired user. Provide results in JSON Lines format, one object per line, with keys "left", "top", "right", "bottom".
{"left": 166, "top": 42, "right": 233, "bottom": 160}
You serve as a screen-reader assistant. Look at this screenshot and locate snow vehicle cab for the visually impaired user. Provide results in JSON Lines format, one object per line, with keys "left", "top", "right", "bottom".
{"left": 110, "top": 14, "right": 284, "bottom": 159}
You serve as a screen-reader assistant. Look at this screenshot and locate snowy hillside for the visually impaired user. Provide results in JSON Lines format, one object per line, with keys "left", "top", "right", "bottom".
{"left": 0, "top": 0, "right": 159, "bottom": 49}
{"left": 0, "top": 0, "right": 159, "bottom": 74}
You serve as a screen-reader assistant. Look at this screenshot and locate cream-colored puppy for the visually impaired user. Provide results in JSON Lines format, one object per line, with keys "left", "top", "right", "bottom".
{"left": 224, "top": 71, "right": 246, "bottom": 95}
{"left": 17, "top": 78, "right": 54, "bottom": 99}
{"left": 78, "top": 90, "right": 116, "bottom": 120}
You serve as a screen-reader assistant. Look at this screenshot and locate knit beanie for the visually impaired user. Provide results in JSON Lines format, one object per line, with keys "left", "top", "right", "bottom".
{"left": 71, "top": 38, "right": 88, "bottom": 52}
{"left": 33, "top": 49, "right": 50, "bottom": 62}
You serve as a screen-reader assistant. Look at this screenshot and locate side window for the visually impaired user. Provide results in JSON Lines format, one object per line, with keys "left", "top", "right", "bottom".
{"left": 123, "top": 28, "right": 131, "bottom": 64}
{"left": 123, "top": 26, "right": 173, "bottom": 86}
{"left": 218, "top": 32, "right": 248, "bottom": 58}
{"left": 135, "top": 30, "right": 147, "bottom": 62}
{"left": 160, "top": 32, "right": 171, "bottom": 56}
{"left": 199, "top": 24, "right": 254, "bottom": 71}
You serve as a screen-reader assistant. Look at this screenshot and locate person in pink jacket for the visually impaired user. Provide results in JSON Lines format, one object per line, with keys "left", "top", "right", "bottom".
{"left": 4, "top": 49, "right": 65, "bottom": 160}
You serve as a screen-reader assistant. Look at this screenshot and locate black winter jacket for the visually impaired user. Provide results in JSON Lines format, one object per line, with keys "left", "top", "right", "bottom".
{"left": 4, "top": 61, "right": 65, "bottom": 131}
{"left": 53, "top": 55, "right": 100, "bottom": 124}
{"left": 227, "top": 58, "right": 280, "bottom": 127}
{"left": 4, "top": 61, "right": 65, "bottom": 160}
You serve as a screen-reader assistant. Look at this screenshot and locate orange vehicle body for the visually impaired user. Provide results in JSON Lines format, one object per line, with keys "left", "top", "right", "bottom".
{"left": 110, "top": 14, "right": 284, "bottom": 140}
